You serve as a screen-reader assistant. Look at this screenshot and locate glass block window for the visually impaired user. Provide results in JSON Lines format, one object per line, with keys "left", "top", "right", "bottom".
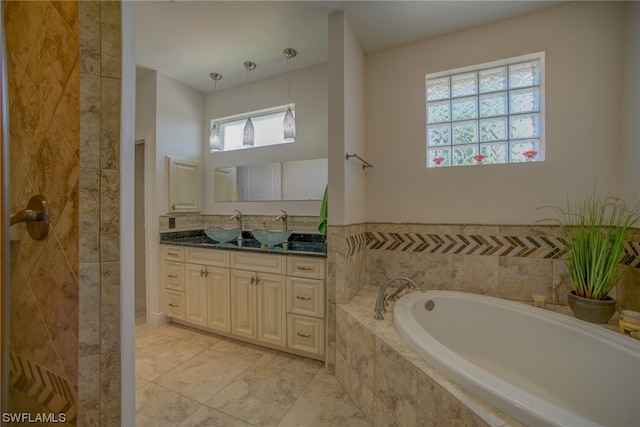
{"left": 426, "top": 53, "right": 544, "bottom": 168}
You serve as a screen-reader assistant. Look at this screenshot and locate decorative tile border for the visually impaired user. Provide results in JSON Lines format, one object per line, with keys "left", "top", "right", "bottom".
{"left": 346, "top": 233, "right": 368, "bottom": 258}
{"left": 9, "top": 352, "right": 78, "bottom": 423}
{"left": 346, "top": 230, "right": 640, "bottom": 267}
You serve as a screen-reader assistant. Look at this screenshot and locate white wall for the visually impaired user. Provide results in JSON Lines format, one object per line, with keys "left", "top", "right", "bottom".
{"left": 328, "top": 12, "right": 366, "bottom": 226}
{"left": 621, "top": 2, "right": 640, "bottom": 202}
{"left": 156, "top": 72, "right": 204, "bottom": 214}
{"left": 202, "top": 64, "right": 328, "bottom": 216}
{"left": 365, "top": 1, "right": 628, "bottom": 224}
{"left": 135, "top": 70, "right": 203, "bottom": 325}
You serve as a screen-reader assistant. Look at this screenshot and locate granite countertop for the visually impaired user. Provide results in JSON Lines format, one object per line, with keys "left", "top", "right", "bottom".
{"left": 160, "top": 229, "right": 327, "bottom": 258}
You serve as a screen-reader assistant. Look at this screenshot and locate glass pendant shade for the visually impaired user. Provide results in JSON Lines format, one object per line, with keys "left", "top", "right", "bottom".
{"left": 209, "top": 122, "right": 221, "bottom": 152}
{"left": 283, "top": 107, "right": 296, "bottom": 142}
{"left": 243, "top": 117, "right": 254, "bottom": 147}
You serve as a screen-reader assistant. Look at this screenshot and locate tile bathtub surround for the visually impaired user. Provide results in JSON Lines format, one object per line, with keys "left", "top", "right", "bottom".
{"left": 336, "top": 286, "right": 523, "bottom": 427}
{"left": 134, "top": 313, "right": 368, "bottom": 427}
{"left": 346, "top": 223, "right": 640, "bottom": 309}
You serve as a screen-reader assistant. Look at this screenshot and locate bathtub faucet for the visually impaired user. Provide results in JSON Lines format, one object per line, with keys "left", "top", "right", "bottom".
{"left": 374, "top": 276, "right": 419, "bottom": 320}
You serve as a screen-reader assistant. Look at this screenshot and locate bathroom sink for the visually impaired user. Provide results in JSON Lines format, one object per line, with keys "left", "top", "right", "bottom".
{"left": 204, "top": 227, "right": 242, "bottom": 243}
{"left": 251, "top": 229, "right": 293, "bottom": 247}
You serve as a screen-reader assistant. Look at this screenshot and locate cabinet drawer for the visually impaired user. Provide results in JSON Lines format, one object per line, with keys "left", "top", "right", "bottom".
{"left": 287, "top": 314, "right": 325, "bottom": 356}
{"left": 230, "top": 252, "right": 285, "bottom": 275}
{"left": 287, "top": 257, "right": 325, "bottom": 279}
{"left": 162, "top": 245, "right": 184, "bottom": 262}
{"left": 163, "top": 261, "right": 185, "bottom": 291}
{"left": 165, "top": 290, "right": 185, "bottom": 320}
{"left": 287, "top": 277, "right": 325, "bottom": 318}
{"left": 186, "top": 247, "right": 229, "bottom": 267}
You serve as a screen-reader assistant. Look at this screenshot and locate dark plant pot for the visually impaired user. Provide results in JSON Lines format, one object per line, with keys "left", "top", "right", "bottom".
{"left": 567, "top": 291, "right": 617, "bottom": 324}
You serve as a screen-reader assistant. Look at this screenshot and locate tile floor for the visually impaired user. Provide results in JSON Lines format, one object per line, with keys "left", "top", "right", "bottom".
{"left": 135, "top": 312, "right": 368, "bottom": 426}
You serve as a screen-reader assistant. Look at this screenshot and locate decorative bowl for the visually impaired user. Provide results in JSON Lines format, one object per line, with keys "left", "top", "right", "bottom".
{"left": 204, "top": 227, "right": 242, "bottom": 243}
{"left": 251, "top": 229, "right": 293, "bottom": 247}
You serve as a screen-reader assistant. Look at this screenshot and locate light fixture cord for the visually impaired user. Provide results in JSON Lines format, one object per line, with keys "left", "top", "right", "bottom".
{"left": 213, "top": 79, "right": 218, "bottom": 122}
{"left": 246, "top": 67, "right": 251, "bottom": 115}
{"left": 286, "top": 56, "right": 291, "bottom": 105}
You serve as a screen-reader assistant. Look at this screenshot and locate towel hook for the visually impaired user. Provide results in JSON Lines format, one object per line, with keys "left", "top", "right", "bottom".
{"left": 10, "top": 195, "right": 50, "bottom": 240}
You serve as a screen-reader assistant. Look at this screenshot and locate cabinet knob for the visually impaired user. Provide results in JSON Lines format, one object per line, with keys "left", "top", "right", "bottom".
{"left": 296, "top": 332, "right": 311, "bottom": 338}
{"left": 171, "top": 204, "right": 176, "bottom": 211}
{"left": 296, "top": 296, "right": 311, "bottom": 301}
{"left": 296, "top": 266, "right": 313, "bottom": 271}
{"left": 168, "top": 303, "right": 179, "bottom": 308}
{"left": 167, "top": 252, "right": 178, "bottom": 256}
{"left": 168, "top": 274, "right": 178, "bottom": 278}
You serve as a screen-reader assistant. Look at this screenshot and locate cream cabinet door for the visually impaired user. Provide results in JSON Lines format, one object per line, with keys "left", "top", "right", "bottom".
{"left": 256, "top": 273, "right": 286, "bottom": 347}
{"left": 185, "top": 263, "right": 207, "bottom": 327}
{"left": 207, "top": 267, "right": 231, "bottom": 333}
{"left": 167, "top": 156, "right": 200, "bottom": 213}
{"left": 230, "top": 270, "right": 257, "bottom": 339}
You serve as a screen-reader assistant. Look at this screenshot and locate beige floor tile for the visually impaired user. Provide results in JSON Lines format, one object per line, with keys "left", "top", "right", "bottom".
{"left": 177, "top": 406, "right": 255, "bottom": 427}
{"left": 278, "top": 380, "right": 368, "bottom": 427}
{"left": 154, "top": 349, "right": 253, "bottom": 403}
{"left": 135, "top": 334, "right": 207, "bottom": 381}
{"left": 254, "top": 350, "right": 325, "bottom": 381}
{"left": 136, "top": 382, "right": 201, "bottom": 427}
{"left": 205, "top": 366, "right": 311, "bottom": 427}
{"left": 210, "top": 337, "right": 273, "bottom": 362}
{"left": 135, "top": 318, "right": 370, "bottom": 427}
{"left": 156, "top": 322, "right": 227, "bottom": 348}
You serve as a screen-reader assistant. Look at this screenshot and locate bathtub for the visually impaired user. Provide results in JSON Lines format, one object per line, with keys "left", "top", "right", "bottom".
{"left": 393, "top": 291, "right": 640, "bottom": 427}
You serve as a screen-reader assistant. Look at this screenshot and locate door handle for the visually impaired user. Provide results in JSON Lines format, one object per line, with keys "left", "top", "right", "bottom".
{"left": 10, "top": 195, "right": 50, "bottom": 240}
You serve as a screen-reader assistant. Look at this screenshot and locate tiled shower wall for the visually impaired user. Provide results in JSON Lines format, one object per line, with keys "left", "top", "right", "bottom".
{"left": 5, "top": 1, "right": 122, "bottom": 425}
{"left": 6, "top": 0, "right": 81, "bottom": 422}
{"left": 78, "top": 1, "right": 122, "bottom": 425}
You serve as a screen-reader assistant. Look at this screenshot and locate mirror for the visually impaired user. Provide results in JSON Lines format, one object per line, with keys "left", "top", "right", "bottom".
{"left": 215, "top": 158, "right": 327, "bottom": 202}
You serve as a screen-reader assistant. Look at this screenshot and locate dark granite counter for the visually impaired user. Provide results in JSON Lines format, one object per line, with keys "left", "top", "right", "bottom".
{"left": 160, "top": 229, "right": 327, "bottom": 258}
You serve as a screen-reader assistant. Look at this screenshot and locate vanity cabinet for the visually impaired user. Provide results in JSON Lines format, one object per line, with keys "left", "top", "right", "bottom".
{"left": 286, "top": 257, "right": 326, "bottom": 356}
{"left": 161, "top": 245, "right": 326, "bottom": 360}
{"left": 184, "top": 248, "right": 231, "bottom": 333}
{"left": 230, "top": 252, "right": 286, "bottom": 347}
{"left": 167, "top": 156, "right": 200, "bottom": 213}
{"left": 162, "top": 246, "right": 186, "bottom": 320}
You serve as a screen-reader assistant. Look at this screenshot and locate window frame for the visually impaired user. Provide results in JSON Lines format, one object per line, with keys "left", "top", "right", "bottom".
{"left": 425, "top": 52, "right": 545, "bottom": 168}
{"left": 209, "top": 104, "right": 295, "bottom": 153}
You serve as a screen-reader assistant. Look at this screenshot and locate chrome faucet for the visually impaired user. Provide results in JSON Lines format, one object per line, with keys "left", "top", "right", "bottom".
{"left": 231, "top": 210, "right": 243, "bottom": 230}
{"left": 374, "top": 276, "right": 419, "bottom": 320}
{"left": 275, "top": 210, "right": 288, "bottom": 230}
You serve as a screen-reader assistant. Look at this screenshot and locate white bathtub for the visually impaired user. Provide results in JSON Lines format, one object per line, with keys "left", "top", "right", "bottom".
{"left": 393, "top": 291, "right": 640, "bottom": 427}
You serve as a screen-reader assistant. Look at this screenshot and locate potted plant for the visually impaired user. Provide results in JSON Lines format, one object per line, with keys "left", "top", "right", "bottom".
{"left": 545, "top": 189, "right": 640, "bottom": 323}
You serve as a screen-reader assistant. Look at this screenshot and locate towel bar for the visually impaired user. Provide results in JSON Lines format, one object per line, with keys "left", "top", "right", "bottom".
{"left": 345, "top": 153, "right": 373, "bottom": 170}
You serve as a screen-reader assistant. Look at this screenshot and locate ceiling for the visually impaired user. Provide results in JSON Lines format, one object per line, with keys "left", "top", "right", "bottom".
{"left": 135, "top": 1, "right": 561, "bottom": 93}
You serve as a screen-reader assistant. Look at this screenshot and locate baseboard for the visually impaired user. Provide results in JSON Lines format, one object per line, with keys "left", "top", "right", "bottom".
{"left": 146, "top": 310, "right": 169, "bottom": 326}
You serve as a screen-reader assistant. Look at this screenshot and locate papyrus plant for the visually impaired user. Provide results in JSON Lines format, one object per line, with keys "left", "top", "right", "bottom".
{"left": 544, "top": 190, "right": 640, "bottom": 300}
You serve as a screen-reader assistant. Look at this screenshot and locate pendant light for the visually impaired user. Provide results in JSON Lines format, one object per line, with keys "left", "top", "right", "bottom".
{"left": 243, "top": 61, "right": 256, "bottom": 147}
{"left": 283, "top": 48, "right": 297, "bottom": 142}
{"left": 209, "top": 72, "right": 223, "bottom": 152}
